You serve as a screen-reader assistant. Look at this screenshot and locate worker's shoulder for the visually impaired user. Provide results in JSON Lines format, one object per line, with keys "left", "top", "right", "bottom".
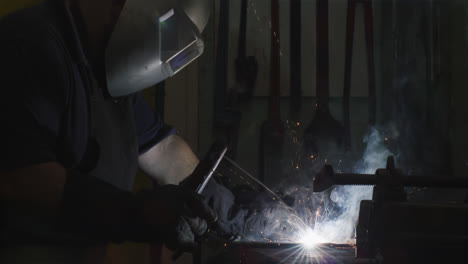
{"left": 0, "top": 4, "right": 75, "bottom": 107}
{"left": 0, "top": 2, "right": 69, "bottom": 55}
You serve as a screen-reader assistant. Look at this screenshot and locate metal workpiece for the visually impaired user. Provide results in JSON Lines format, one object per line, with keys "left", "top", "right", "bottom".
{"left": 313, "top": 156, "right": 468, "bottom": 192}
{"left": 356, "top": 200, "right": 468, "bottom": 264}
{"left": 201, "top": 242, "right": 356, "bottom": 264}
{"left": 347, "top": 156, "right": 468, "bottom": 263}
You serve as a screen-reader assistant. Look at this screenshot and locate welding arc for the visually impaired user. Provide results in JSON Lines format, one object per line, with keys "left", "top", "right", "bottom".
{"left": 223, "top": 157, "right": 313, "bottom": 238}
{"left": 220, "top": 159, "right": 308, "bottom": 226}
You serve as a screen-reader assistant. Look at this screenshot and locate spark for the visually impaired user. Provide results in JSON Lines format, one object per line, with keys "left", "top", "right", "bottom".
{"left": 299, "top": 228, "right": 327, "bottom": 249}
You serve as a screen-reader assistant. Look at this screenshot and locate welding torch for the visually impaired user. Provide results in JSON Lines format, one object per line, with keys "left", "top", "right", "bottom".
{"left": 172, "top": 140, "right": 229, "bottom": 260}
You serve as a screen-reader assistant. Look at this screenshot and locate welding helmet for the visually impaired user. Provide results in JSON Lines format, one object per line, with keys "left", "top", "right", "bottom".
{"left": 105, "top": 0, "right": 210, "bottom": 97}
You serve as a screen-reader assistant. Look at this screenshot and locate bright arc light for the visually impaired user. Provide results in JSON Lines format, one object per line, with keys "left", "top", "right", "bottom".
{"left": 299, "top": 228, "right": 326, "bottom": 249}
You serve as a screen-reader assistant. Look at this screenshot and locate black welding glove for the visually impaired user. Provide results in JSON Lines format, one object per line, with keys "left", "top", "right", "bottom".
{"left": 135, "top": 184, "right": 217, "bottom": 252}
{"left": 59, "top": 170, "right": 216, "bottom": 251}
{"left": 201, "top": 178, "right": 248, "bottom": 238}
{"left": 202, "top": 177, "right": 297, "bottom": 241}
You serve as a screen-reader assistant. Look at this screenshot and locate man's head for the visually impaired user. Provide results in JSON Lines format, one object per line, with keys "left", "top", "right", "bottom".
{"left": 69, "top": 0, "right": 211, "bottom": 97}
{"left": 66, "top": 0, "right": 126, "bottom": 59}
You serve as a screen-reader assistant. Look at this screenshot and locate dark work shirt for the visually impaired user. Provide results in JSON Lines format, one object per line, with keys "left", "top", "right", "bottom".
{"left": 0, "top": 1, "right": 175, "bottom": 172}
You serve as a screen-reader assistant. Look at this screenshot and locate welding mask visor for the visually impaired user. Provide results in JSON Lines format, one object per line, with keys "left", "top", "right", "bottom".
{"left": 105, "top": 0, "right": 209, "bottom": 97}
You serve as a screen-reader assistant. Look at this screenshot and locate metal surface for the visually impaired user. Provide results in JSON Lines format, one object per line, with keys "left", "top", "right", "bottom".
{"left": 202, "top": 242, "right": 356, "bottom": 264}
{"left": 356, "top": 200, "right": 468, "bottom": 264}
{"left": 313, "top": 156, "right": 468, "bottom": 263}
{"left": 105, "top": 0, "right": 210, "bottom": 97}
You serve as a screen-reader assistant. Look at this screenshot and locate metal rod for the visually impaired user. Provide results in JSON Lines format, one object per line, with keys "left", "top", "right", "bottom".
{"left": 224, "top": 156, "right": 286, "bottom": 204}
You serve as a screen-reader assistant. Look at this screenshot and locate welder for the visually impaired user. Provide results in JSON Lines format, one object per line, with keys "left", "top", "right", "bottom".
{"left": 0, "top": 0, "right": 216, "bottom": 262}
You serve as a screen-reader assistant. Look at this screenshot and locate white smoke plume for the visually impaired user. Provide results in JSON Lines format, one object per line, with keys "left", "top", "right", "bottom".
{"left": 207, "top": 125, "right": 397, "bottom": 244}
{"left": 300, "top": 126, "right": 397, "bottom": 244}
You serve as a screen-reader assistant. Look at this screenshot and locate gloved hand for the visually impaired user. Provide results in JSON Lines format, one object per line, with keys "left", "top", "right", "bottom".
{"left": 201, "top": 178, "right": 298, "bottom": 242}
{"left": 59, "top": 171, "right": 216, "bottom": 251}
{"left": 202, "top": 178, "right": 247, "bottom": 238}
{"left": 136, "top": 184, "right": 217, "bottom": 252}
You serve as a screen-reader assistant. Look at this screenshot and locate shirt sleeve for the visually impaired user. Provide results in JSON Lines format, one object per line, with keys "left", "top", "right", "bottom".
{"left": 132, "top": 92, "right": 177, "bottom": 155}
{"left": 0, "top": 32, "right": 68, "bottom": 171}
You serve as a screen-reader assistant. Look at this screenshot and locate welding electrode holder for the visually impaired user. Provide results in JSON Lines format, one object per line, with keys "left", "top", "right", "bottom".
{"left": 173, "top": 140, "right": 228, "bottom": 260}
{"left": 180, "top": 140, "right": 228, "bottom": 194}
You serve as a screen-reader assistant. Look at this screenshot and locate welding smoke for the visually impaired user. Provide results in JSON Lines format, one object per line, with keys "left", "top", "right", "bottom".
{"left": 309, "top": 126, "right": 397, "bottom": 243}
{"left": 247, "top": 125, "right": 396, "bottom": 243}
{"left": 205, "top": 125, "right": 397, "bottom": 244}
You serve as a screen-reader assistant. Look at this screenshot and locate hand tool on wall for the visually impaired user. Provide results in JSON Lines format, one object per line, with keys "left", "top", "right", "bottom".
{"left": 290, "top": 0, "right": 302, "bottom": 115}
{"left": 304, "top": 0, "right": 344, "bottom": 156}
{"left": 214, "top": 0, "right": 241, "bottom": 159}
{"left": 259, "top": 0, "right": 284, "bottom": 184}
{"left": 343, "top": 0, "right": 377, "bottom": 151}
{"left": 234, "top": 0, "right": 258, "bottom": 102}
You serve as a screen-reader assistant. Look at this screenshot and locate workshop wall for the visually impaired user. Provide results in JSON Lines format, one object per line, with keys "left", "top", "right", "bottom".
{"left": 225, "top": 0, "right": 370, "bottom": 98}
{"left": 196, "top": 0, "right": 468, "bottom": 182}
{"left": 196, "top": 0, "right": 377, "bottom": 178}
{"left": 450, "top": 2, "right": 468, "bottom": 178}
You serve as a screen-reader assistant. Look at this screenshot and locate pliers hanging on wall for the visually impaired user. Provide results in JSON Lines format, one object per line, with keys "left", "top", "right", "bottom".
{"left": 343, "top": 0, "right": 377, "bottom": 151}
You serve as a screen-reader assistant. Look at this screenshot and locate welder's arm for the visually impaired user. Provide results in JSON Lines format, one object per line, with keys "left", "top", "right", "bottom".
{"left": 138, "top": 134, "right": 199, "bottom": 185}
{"left": 0, "top": 162, "right": 215, "bottom": 249}
{"left": 0, "top": 162, "right": 66, "bottom": 223}
{"left": 0, "top": 162, "right": 137, "bottom": 240}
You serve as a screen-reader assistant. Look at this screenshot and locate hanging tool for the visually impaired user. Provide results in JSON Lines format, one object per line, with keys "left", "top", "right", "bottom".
{"left": 290, "top": 0, "right": 302, "bottom": 115}
{"left": 214, "top": 0, "right": 241, "bottom": 159}
{"left": 234, "top": 0, "right": 258, "bottom": 102}
{"left": 304, "top": 0, "right": 344, "bottom": 156}
{"left": 343, "top": 0, "right": 377, "bottom": 151}
{"left": 259, "top": 0, "right": 284, "bottom": 185}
